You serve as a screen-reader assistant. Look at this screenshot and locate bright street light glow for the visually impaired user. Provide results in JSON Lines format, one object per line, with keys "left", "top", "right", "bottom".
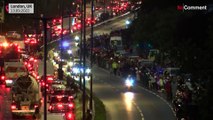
{"left": 3, "top": 42, "right": 9, "bottom": 47}
{"left": 125, "top": 20, "right": 130, "bottom": 25}
{"left": 68, "top": 61, "right": 74, "bottom": 66}
{"left": 54, "top": 52, "right": 59, "bottom": 57}
{"left": 67, "top": 50, "right": 72, "bottom": 54}
{"left": 74, "top": 36, "right": 80, "bottom": 41}
{"left": 62, "top": 41, "right": 69, "bottom": 48}
{"left": 86, "top": 68, "right": 91, "bottom": 73}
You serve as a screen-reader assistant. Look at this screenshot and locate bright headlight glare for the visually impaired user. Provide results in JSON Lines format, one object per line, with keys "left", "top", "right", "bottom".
{"left": 68, "top": 62, "right": 74, "bottom": 66}
{"left": 67, "top": 50, "right": 72, "bottom": 54}
{"left": 73, "top": 68, "right": 79, "bottom": 73}
{"left": 6, "top": 80, "right": 13, "bottom": 84}
{"left": 86, "top": 68, "right": 91, "bottom": 73}
{"left": 54, "top": 52, "right": 59, "bottom": 57}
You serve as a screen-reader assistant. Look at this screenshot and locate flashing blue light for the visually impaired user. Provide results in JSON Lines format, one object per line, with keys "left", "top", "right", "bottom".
{"left": 62, "top": 41, "right": 69, "bottom": 48}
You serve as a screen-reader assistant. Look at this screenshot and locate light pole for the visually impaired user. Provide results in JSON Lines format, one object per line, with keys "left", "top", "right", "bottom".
{"left": 83, "top": 0, "right": 87, "bottom": 119}
{"left": 79, "top": 0, "right": 83, "bottom": 90}
{"left": 42, "top": 18, "right": 48, "bottom": 120}
{"left": 58, "top": 0, "right": 64, "bottom": 79}
{"left": 90, "top": 0, "right": 94, "bottom": 112}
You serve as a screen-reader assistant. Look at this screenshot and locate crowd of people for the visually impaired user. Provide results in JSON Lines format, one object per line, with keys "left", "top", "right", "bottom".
{"left": 88, "top": 33, "right": 199, "bottom": 120}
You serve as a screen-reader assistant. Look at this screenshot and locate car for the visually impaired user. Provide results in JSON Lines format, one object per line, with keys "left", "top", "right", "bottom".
{"left": 39, "top": 74, "right": 55, "bottom": 84}
{"left": 70, "top": 64, "right": 91, "bottom": 81}
{"left": 6, "top": 31, "right": 22, "bottom": 39}
{"left": 0, "top": 35, "right": 7, "bottom": 43}
{"left": 49, "top": 89, "right": 76, "bottom": 101}
{"left": 48, "top": 96, "right": 75, "bottom": 113}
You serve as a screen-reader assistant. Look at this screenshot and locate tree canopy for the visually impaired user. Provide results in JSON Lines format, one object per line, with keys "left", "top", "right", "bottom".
{"left": 130, "top": 0, "right": 213, "bottom": 119}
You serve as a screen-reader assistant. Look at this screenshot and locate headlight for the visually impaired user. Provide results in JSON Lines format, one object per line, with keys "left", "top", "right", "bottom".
{"left": 86, "top": 68, "right": 91, "bottom": 74}
{"left": 54, "top": 52, "right": 59, "bottom": 57}
{"left": 68, "top": 62, "right": 74, "bottom": 66}
{"left": 6, "top": 79, "right": 13, "bottom": 84}
{"left": 72, "top": 68, "right": 79, "bottom": 74}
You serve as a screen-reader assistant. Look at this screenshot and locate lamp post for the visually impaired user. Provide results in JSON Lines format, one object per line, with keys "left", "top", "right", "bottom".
{"left": 42, "top": 18, "right": 48, "bottom": 120}
{"left": 83, "top": 0, "right": 87, "bottom": 119}
{"left": 79, "top": 0, "right": 83, "bottom": 90}
{"left": 58, "top": 0, "right": 64, "bottom": 79}
{"left": 90, "top": 0, "right": 94, "bottom": 112}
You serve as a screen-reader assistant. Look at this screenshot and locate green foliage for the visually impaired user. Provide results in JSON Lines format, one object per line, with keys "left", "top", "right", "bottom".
{"left": 94, "top": 95, "right": 106, "bottom": 120}
{"left": 130, "top": 0, "right": 213, "bottom": 119}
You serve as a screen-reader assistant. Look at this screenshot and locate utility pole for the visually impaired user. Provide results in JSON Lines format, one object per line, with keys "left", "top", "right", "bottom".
{"left": 90, "top": 0, "right": 94, "bottom": 112}
{"left": 83, "top": 0, "right": 87, "bottom": 119}
{"left": 42, "top": 17, "right": 48, "bottom": 120}
{"left": 58, "top": 0, "right": 64, "bottom": 79}
{"left": 79, "top": 0, "right": 83, "bottom": 90}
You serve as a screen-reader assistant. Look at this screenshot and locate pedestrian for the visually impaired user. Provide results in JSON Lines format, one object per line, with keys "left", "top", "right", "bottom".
{"left": 165, "top": 79, "right": 172, "bottom": 100}
{"left": 158, "top": 76, "right": 164, "bottom": 92}
{"left": 112, "top": 61, "right": 118, "bottom": 75}
{"left": 33, "top": 106, "right": 41, "bottom": 120}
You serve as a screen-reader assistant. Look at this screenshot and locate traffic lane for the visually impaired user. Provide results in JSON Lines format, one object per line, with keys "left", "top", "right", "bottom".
{"left": 92, "top": 66, "right": 175, "bottom": 120}
{"left": 68, "top": 14, "right": 131, "bottom": 56}
{"left": 0, "top": 85, "right": 12, "bottom": 120}
{"left": 97, "top": 76, "right": 176, "bottom": 120}
{"left": 133, "top": 87, "right": 176, "bottom": 120}
{"left": 92, "top": 67, "right": 142, "bottom": 120}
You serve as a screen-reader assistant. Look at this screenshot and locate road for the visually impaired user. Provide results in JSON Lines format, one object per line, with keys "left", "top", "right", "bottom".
{"left": 0, "top": 12, "right": 175, "bottom": 120}
{"left": 71, "top": 12, "right": 176, "bottom": 120}
{"left": 90, "top": 66, "right": 176, "bottom": 120}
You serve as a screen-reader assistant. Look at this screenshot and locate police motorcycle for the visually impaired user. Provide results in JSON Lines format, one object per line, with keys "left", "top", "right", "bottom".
{"left": 125, "top": 75, "right": 135, "bottom": 90}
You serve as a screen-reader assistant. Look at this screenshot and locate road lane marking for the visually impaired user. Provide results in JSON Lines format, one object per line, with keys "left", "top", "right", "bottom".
{"left": 138, "top": 86, "right": 176, "bottom": 116}
{"left": 132, "top": 101, "right": 145, "bottom": 120}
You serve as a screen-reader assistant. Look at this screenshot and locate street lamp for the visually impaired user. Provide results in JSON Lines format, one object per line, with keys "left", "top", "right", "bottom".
{"left": 75, "top": 35, "right": 80, "bottom": 41}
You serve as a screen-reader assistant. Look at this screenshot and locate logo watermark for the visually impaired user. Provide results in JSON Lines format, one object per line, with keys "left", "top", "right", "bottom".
{"left": 8, "top": 3, "right": 34, "bottom": 14}
{"left": 177, "top": 4, "right": 207, "bottom": 11}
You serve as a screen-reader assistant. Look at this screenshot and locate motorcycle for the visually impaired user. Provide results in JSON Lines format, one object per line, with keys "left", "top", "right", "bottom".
{"left": 125, "top": 77, "right": 134, "bottom": 90}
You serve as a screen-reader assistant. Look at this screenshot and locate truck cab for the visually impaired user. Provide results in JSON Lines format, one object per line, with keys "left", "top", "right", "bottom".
{"left": 4, "top": 61, "right": 28, "bottom": 87}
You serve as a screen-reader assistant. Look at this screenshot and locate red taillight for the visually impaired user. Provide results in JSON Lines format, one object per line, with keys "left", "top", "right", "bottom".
{"left": 57, "top": 104, "right": 63, "bottom": 108}
{"left": 36, "top": 76, "right": 40, "bottom": 80}
{"left": 11, "top": 105, "right": 16, "bottom": 110}
{"left": 27, "top": 64, "right": 31, "bottom": 68}
{"left": 47, "top": 77, "right": 53, "bottom": 81}
{"left": 1, "top": 76, "right": 5, "bottom": 80}
{"left": 66, "top": 112, "right": 74, "bottom": 119}
{"left": 69, "top": 96, "right": 74, "bottom": 99}
{"left": 49, "top": 105, "right": 52, "bottom": 110}
{"left": 57, "top": 95, "right": 62, "bottom": 99}
{"left": 68, "top": 103, "right": 74, "bottom": 108}
{"left": 42, "top": 82, "right": 45, "bottom": 86}
{"left": 34, "top": 104, "right": 38, "bottom": 108}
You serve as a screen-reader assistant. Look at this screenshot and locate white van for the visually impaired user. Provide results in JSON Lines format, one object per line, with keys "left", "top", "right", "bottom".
{"left": 164, "top": 67, "right": 180, "bottom": 77}
{"left": 110, "top": 36, "right": 123, "bottom": 50}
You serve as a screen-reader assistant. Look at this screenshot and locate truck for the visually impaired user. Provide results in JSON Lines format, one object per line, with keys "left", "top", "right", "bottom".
{"left": 4, "top": 61, "right": 28, "bottom": 87}
{"left": 11, "top": 75, "right": 42, "bottom": 118}
{"left": 110, "top": 36, "right": 123, "bottom": 50}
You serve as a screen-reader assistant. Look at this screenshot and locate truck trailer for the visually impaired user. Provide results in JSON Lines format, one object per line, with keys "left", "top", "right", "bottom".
{"left": 10, "top": 75, "right": 42, "bottom": 118}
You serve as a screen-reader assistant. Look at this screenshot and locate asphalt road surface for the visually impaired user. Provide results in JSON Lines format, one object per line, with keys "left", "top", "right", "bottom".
{"left": 89, "top": 66, "right": 176, "bottom": 120}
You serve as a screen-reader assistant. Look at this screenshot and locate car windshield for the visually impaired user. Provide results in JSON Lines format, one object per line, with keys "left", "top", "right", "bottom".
{"left": 50, "top": 97, "right": 69, "bottom": 103}
{"left": 5, "top": 67, "right": 26, "bottom": 72}
{"left": 5, "top": 67, "right": 18, "bottom": 72}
